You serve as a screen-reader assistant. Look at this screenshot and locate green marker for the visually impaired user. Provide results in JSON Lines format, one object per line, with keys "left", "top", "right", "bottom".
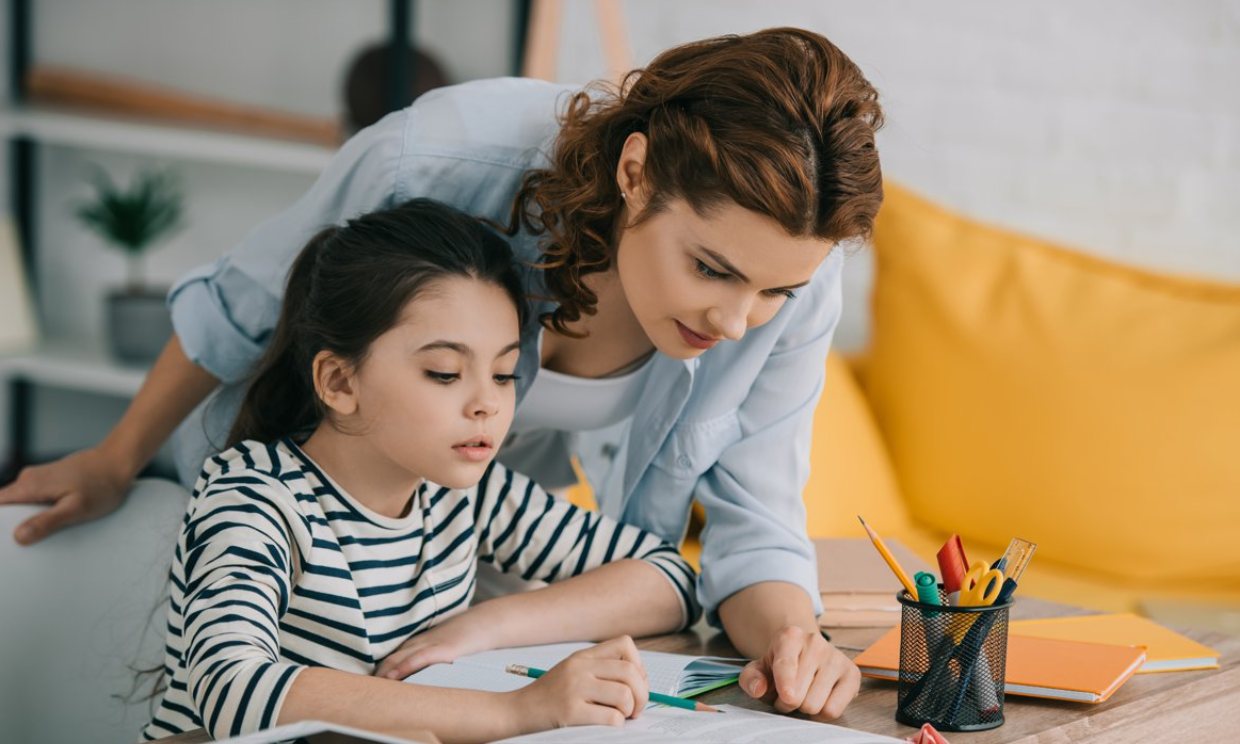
{"left": 915, "top": 571, "right": 941, "bottom": 615}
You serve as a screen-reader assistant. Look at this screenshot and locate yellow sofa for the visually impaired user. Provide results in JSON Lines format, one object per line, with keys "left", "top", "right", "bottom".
{"left": 805, "top": 183, "right": 1240, "bottom": 621}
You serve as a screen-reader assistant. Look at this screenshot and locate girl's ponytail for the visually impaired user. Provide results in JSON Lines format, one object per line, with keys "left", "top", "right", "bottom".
{"left": 226, "top": 227, "right": 335, "bottom": 447}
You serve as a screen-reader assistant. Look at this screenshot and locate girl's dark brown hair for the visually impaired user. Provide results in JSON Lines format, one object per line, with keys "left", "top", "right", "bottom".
{"left": 227, "top": 198, "right": 525, "bottom": 446}
{"left": 509, "top": 27, "right": 884, "bottom": 335}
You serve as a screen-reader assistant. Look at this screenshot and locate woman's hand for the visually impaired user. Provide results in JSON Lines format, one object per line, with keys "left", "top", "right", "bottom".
{"left": 511, "top": 636, "right": 650, "bottom": 731}
{"left": 737, "top": 625, "right": 861, "bottom": 720}
{"left": 376, "top": 608, "right": 496, "bottom": 679}
{"left": 0, "top": 447, "right": 132, "bottom": 545}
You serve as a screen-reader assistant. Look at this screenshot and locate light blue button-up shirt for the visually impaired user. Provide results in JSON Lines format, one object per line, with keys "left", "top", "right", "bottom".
{"left": 168, "top": 77, "right": 843, "bottom": 625}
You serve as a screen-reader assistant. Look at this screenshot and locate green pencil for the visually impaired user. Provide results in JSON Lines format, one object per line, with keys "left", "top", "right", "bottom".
{"left": 504, "top": 664, "right": 723, "bottom": 713}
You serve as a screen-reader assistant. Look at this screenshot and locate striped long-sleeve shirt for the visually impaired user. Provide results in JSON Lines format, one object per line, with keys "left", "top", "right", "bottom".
{"left": 140, "top": 438, "right": 699, "bottom": 741}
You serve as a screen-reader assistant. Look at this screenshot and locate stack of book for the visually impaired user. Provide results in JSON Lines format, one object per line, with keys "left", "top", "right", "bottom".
{"left": 815, "top": 537, "right": 932, "bottom": 628}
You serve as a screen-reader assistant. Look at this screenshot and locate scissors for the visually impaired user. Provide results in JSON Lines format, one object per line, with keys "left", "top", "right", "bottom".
{"left": 958, "top": 560, "right": 1005, "bottom": 606}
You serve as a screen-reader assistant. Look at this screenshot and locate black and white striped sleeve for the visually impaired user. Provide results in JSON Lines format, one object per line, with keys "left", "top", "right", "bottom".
{"left": 471, "top": 463, "right": 700, "bottom": 627}
{"left": 179, "top": 474, "right": 304, "bottom": 739}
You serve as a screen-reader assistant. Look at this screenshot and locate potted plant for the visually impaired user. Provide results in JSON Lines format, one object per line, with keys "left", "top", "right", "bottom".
{"left": 75, "top": 167, "right": 184, "bottom": 364}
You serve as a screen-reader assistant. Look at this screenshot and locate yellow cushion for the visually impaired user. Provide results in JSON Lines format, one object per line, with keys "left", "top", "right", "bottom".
{"left": 860, "top": 183, "right": 1240, "bottom": 594}
{"left": 803, "top": 352, "right": 911, "bottom": 537}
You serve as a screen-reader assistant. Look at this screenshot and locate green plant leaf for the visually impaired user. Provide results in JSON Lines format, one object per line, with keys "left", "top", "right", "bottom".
{"left": 73, "top": 165, "right": 186, "bottom": 255}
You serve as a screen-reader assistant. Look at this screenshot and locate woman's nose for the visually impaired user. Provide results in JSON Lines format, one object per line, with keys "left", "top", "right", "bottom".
{"left": 707, "top": 303, "right": 748, "bottom": 342}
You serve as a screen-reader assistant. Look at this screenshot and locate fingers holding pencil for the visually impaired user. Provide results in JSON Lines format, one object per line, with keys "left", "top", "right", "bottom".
{"left": 509, "top": 636, "right": 651, "bottom": 729}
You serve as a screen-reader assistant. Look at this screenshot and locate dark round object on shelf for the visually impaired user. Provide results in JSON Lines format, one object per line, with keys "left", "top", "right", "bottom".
{"left": 343, "top": 43, "right": 450, "bottom": 133}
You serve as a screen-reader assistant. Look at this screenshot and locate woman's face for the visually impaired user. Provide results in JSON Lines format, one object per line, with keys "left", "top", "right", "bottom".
{"left": 614, "top": 197, "right": 833, "bottom": 359}
{"left": 346, "top": 276, "right": 521, "bottom": 489}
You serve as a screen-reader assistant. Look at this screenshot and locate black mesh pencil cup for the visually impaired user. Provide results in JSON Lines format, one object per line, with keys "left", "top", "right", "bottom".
{"left": 894, "top": 586, "right": 1011, "bottom": 732}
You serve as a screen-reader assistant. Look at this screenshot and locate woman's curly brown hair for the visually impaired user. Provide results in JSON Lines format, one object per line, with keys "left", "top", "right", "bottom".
{"left": 507, "top": 27, "right": 884, "bottom": 336}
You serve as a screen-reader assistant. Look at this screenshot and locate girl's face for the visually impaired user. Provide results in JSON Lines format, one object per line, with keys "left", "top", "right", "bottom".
{"left": 614, "top": 197, "right": 833, "bottom": 359}
{"left": 344, "top": 276, "right": 521, "bottom": 489}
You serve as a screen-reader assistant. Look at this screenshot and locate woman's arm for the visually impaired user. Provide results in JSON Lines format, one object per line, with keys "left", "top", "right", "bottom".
{"left": 0, "top": 335, "right": 217, "bottom": 544}
{"left": 719, "top": 582, "right": 859, "bottom": 720}
{"left": 692, "top": 252, "right": 860, "bottom": 720}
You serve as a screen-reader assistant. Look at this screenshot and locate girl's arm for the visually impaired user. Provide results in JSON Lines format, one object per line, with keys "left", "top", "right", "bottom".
{"left": 285, "top": 637, "right": 650, "bottom": 744}
{"left": 0, "top": 335, "right": 218, "bottom": 545}
{"left": 378, "top": 559, "right": 683, "bottom": 678}
{"left": 179, "top": 473, "right": 648, "bottom": 743}
{"left": 377, "top": 465, "right": 698, "bottom": 678}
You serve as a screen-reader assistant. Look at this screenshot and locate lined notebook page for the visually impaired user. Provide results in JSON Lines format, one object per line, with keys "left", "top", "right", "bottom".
{"left": 406, "top": 642, "right": 742, "bottom": 698}
{"left": 494, "top": 704, "right": 904, "bottom": 743}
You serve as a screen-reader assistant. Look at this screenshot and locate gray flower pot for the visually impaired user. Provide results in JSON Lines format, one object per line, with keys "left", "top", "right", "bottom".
{"left": 106, "top": 288, "right": 172, "bottom": 365}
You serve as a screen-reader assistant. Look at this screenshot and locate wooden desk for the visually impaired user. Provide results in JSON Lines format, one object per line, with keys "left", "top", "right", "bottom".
{"left": 161, "top": 599, "right": 1239, "bottom": 742}
{"left": 673, "top": 598, "right": 1240, "bottom": 742}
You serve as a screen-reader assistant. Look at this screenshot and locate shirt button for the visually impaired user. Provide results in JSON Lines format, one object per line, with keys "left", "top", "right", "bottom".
{"left": 676, "top": 454, "right": 692, "bottom": 469}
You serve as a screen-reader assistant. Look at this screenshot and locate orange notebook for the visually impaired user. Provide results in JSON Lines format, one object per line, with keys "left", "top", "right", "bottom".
{"left": 1010, "top": 613, "right": 1219, "bottom": 673}
{"left": 854, "top": 626, "right": 1147, "bottom": 703}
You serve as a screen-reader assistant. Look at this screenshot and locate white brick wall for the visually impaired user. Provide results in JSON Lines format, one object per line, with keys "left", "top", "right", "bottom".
{"left": 558, "top": 0, "right": 1240, "bottom": 349}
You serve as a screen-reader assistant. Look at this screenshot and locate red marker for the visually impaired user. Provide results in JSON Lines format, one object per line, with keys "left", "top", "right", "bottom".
{"left": 936, "top": 534, "right": 969, "bottom": 605}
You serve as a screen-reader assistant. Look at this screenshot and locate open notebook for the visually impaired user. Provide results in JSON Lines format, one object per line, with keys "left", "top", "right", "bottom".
{"left": 210, "top": 719, "right": 435, "bottom": 743}
{"left": 406, "top": 642, "right": 744, "bottom": 700}
{"left": 494, "top": 704, "right": 904, "bottom": 743}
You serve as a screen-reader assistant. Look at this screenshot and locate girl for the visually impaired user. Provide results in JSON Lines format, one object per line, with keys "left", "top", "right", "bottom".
{"left": 7, "top": 28, "right": 883, "bottom": 720}
{"left": 140, "top": 199, "right": 698, "bottom": 742}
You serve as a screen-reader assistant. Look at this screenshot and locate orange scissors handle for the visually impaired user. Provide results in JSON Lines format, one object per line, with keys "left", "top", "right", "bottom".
{"left": 959, "top": 560, "right": 1005, "bottom": 606}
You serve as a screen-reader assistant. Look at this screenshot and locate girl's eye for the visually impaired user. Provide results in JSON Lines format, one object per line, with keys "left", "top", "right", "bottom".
{"left": 494, "top": 374, "right": 520, "bottom": 385}
{"left": 695, "top": 259, "right": 729, "bottom": 281}
{"left": 764, "top": 288, "right": 798, "bottom": 300}
{"left": 425, "top": 371, "right": 459, "bottom": 383}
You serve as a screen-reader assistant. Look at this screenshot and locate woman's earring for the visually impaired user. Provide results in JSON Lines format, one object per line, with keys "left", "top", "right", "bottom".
{"left": 620, "top": 191, "right": 627, "bottom": 200}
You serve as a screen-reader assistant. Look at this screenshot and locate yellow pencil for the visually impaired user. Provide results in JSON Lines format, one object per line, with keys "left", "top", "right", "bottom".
{"left": 857, "top": 515, "right": 919, "bottom": 597}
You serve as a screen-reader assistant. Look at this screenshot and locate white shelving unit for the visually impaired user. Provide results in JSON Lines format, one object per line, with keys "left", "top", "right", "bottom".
{"left": 0, "top": 341, "right": 147, "bottom": 398}
{"left": 0, "top": 104, "right": 335, "bottom": 175}
{"left": 0, "top": 106, "right": 333, "bottom": 400}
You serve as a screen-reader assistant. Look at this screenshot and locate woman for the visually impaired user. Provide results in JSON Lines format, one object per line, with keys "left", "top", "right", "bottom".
{"left": 0, "top": 28, "right": 882, "bottom": 720}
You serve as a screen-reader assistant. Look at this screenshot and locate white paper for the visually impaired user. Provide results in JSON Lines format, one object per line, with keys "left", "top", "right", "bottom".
{"left": 405, "top": 642, "right": 744, "bottom": 700}
{"left": 493, "top": 704, "right": 904, "bottom": 744}
{"left": 211, "top": 719, "right": 430, "bottom": 743}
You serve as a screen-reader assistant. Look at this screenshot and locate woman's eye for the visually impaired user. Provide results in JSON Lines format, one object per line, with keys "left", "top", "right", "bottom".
{"left": 695, "top": 259, "right": 728, "bottom": 280}
{"left": 425, "top": 371, "right": 460, "bottom": 383}
{"left": 494, "top": 374, "right": 520, "bottom": 385}
{"left": 764, "top": 288, "right": 798, "bottom": 300}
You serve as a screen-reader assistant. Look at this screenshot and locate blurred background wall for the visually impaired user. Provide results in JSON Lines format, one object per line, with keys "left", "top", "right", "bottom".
{"left": 2, "top": 0, "right": 1238, "bottom": 466}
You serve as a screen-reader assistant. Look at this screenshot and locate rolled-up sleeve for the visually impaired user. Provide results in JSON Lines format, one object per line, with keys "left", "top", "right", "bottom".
{"left": 695, "top": 250, "right": 844, "bottom": 626}
{"left": 168, "top": 111, "right": 406, "bottom": 383}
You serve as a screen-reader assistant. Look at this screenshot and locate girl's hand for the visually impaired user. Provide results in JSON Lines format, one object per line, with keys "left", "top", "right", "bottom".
{"left": 737, "top": 625, "right": 861, "bottom": 720}
{"left": 375, "top": 609, "right": 494, "bottom": 679}
{"left": 512, "top": 636, "right": 650, "bottom": 731}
